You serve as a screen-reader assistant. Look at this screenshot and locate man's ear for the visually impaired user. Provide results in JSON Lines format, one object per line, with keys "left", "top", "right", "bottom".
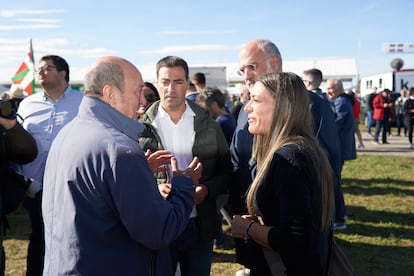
{"left": 102, "top": 84, "right": 115, "bottom": 104}
{"left": 210, "top": 101, "right": 219, "bottom": 111}
{"left": 269, "top": 55, "right": 281, "bottom": 72}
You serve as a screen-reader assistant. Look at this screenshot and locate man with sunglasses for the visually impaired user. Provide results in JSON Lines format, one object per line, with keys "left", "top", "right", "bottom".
{"left": 17, "top": 55, "right": 83, "bottom": 276}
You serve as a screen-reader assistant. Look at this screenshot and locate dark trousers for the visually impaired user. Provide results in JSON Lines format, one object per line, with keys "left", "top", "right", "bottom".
{"left": 396, "top": 114, "right": 407, "bottom": 135}
{"left": 374, "top": 118, "right": 389, "bottom": 143}
{"left": 408, "top": 118, "right": 414, "bottom": 144}
{"left": 170, "top": 219, "right": 213, "bottom": 276}
{"left": 23, "top": 192, "right": 44, "bottom": 276}
{"left": 333, "top": 172, "right": 346, "bottom": 223}
{"left": 366, "top": 110, "right": 374, "bottom": 134}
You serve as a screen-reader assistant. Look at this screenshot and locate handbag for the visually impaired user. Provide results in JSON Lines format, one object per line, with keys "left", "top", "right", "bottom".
{"left": 326, "top": 227, "right": 356, "bottom": 276}
{"left": 262, "top": 247, "right": 286, "bottom": 276}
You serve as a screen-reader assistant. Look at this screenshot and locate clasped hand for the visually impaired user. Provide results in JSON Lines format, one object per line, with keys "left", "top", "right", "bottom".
{"left": 231, "top": 215, "right": 258, "bottom": 239}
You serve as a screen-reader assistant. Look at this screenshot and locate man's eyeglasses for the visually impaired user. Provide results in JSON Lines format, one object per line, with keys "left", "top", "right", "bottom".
{"left": 237, "top": 64, "right": 257, "bottom": 76}
{"left": 36, "top": 65, "right": 57, "bottom": 72}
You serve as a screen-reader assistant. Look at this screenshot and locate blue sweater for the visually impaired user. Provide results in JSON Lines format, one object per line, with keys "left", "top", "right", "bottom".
{"left": 42, "top": 96, "right": 195, "bottom": 276}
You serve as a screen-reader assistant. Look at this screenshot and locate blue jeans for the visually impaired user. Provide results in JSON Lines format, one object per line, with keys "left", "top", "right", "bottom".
{"left": 396, "top": 114, "right": 406, "bottom": 135}
{"left": 23, "top": 192, "right": 45, "bottom": 276}
{"left": 366, "top": 110, "right": 373, "bottom": 134}
{"left": 374, "top": 119, "right": 389, "bottom": 143}
{"left": 170, "top": 219, "right": 213, "bottom": 276}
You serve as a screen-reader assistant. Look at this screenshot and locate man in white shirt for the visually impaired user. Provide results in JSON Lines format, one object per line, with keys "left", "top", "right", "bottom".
{"left": 139, "top": 56, "right": 232, "bottom": 276}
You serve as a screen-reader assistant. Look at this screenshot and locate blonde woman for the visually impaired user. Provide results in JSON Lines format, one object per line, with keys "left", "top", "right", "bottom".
{"left": 231, "top": 73, "right": 334, "bottom": 275}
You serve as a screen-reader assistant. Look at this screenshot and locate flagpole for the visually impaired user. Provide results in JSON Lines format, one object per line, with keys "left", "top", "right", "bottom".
{"left": 11, "top": 38, "right": 35, "bottom": 95}
{"left": 28, "top": 38, "right": 35, "bottom": 94}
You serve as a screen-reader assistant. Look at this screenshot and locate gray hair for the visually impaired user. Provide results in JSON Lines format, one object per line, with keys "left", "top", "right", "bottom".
{"left": 84, "top": 62, "right": 125, "bottom": 97}
{"left": 257, "top": 40, "right": 283, "bottom": 71}
{"left": 335, "top": 79, "right": 344, "bottom": 91}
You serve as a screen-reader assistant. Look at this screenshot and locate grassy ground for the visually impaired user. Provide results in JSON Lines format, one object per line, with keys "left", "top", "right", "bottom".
{"left": 3, "top": 155, "right": 414, "bottom": 275}
{"left": 211, "top": 154, "right": 414, "bottom": 275}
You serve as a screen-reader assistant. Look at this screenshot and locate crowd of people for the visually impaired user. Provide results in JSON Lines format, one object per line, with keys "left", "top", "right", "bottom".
{"left": 0, "top": 38, "right": 413, "bottom": 276}
{"left": 363, "top": 86, "right": 414, "bottom": 148}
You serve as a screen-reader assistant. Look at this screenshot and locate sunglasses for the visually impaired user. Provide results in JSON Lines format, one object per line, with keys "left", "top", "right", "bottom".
{"left": 145, "top": 93, "right": 156, "bottom": 102}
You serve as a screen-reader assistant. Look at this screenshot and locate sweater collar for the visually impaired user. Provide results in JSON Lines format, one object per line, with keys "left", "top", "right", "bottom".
{"left": 79, "top": 96, "right": 144, "bottom": 141}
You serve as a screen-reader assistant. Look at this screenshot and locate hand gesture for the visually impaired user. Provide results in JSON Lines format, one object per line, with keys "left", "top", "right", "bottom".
{"left": 145, "top": 149, "right": 173, "bottom": 174}
{"left": 171, "top": 156, "right": 202, "bottom": 186}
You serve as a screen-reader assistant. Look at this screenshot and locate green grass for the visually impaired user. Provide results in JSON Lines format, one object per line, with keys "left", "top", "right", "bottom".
{"left": 212, "top": 155, "right": 414, "bottom": 275}
{"left": 3, "top": 155, "right": 414, "bottom": 275}
{"left": 338, "top": 155, "right": 414, "bottom": 276}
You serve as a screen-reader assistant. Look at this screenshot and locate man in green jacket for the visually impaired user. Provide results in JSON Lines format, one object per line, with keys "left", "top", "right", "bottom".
{"left": 139, "top": 56, "right": 232, "bottom": 276}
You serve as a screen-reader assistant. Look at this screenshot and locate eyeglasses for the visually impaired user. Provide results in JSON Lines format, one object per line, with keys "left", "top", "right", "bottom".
{"left": 36, "top": 65, "right": 57, "bottom": 72}
{"left": 237, "top": 64, "right": 257, "bottom": 76}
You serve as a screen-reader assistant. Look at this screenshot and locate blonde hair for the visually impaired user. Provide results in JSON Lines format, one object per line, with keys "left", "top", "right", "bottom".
{"left": 246, "top": 72, "right": 334, "bottom": 231}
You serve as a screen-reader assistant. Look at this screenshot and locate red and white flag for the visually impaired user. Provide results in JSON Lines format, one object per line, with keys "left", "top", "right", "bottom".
{"left": 11, "top": 38, "right": 35, "bottom": 95}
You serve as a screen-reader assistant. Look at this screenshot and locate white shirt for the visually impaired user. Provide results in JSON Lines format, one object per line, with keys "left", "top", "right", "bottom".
{"left": 152, "top": 103, "right": 197, "bottom": 217}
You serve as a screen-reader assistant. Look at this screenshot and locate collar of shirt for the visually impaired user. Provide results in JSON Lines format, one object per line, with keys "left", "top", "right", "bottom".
{"left": 156, "top": 102, "right": 196, "bottom": 123}
{"left": 41, "top": 85, "right": 71, "bottom": 103}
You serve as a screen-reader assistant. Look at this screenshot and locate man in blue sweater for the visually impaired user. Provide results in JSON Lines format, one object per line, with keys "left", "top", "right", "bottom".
{"left": 42, "top": 56, "right": 200, "bottom": 276}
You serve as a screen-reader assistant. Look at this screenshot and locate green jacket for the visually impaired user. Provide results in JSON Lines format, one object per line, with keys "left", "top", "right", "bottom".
{"left": 139, "top": 100, "right": 232, "bottom": 243}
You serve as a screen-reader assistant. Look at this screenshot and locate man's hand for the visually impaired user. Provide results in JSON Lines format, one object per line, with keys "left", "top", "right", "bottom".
{"left": 231, "top": 215, "right": 259, "bottom": 239}
{"left": 0, "top": 117, "right": 17, "bottom": 130}
{"left": 145, "top": 149, "right": 173, "bottom": 174}
{"left": 195, "top": 184, "right": 208, "bottom": 205}
{"left": 158, "top": 183, "right": 171, "bottom": 200}
{"left": 171, "top": 156, "right": 202, "bottom": 186}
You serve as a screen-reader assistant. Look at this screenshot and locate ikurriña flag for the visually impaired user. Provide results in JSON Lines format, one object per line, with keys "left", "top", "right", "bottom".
{"left": 11, "top": 38, "right": 35, "bottom": 95}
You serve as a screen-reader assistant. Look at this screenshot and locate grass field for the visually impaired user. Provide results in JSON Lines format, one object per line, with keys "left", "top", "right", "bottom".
{"left": 3, "top": 155, "right": 414, "bottom": 275}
